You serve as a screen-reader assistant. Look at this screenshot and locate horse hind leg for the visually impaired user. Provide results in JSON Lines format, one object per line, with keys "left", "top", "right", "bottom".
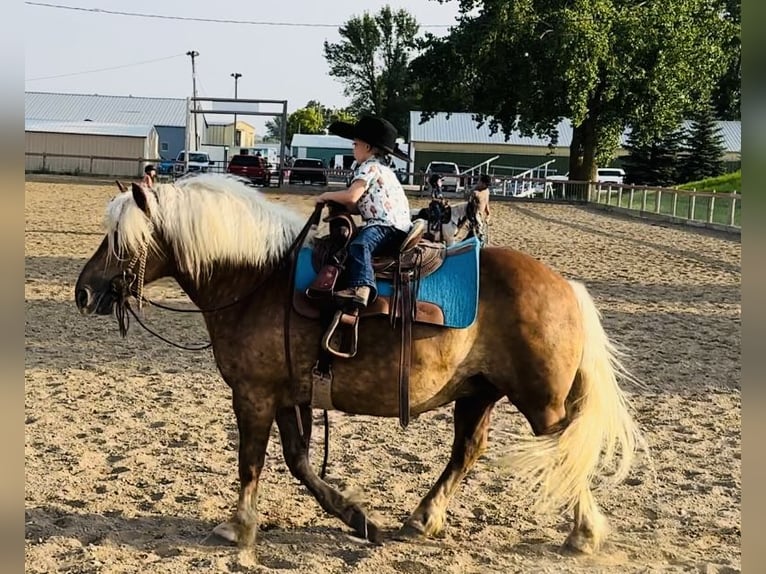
{"left": 500, "top": 280, "right": 643, "bottom": 554}
{"left": 397, "top": 380, "right": 501, "bottom": 539}
{"left": 274, "top": 405, "right": 383, "bottom": 542}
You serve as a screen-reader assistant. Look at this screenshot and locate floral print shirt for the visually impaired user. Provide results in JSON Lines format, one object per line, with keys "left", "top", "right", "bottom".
{"left": 353, "top": 157, "right": 412, "bottom": 233}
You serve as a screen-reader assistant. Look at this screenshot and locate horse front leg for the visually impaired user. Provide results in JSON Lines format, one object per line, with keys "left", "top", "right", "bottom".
{"left": 213, "top": 389, "right": 276, "bottom": 547}
{"left": 275, "top": 405, "right": 383, "bottom": 542}
{"left": 398, "top": 383, "right": 500, "bottom": 539}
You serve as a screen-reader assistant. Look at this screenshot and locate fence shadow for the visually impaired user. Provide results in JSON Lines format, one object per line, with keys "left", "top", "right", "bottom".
{"left": 510, "top": 204, "right": 740, "bottom": 276}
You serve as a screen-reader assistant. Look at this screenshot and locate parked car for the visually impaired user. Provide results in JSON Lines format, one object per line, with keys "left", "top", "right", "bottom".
{"left": 425, "top": 161, "right": 463, "bottom": 193}
{"left": 227, "top": 154, "right": 271, "bottom": 186}
{"left": 157, "top": 158, "right": 175, "bottom": 175}
{"left": 173, "top": 150, "right": 213, "bottom": 176}
{"left": 289, "top": 158, "right": 328, "bottom": 186}
{"left": 596, "top": 167, "right": 626, "bottom": 184}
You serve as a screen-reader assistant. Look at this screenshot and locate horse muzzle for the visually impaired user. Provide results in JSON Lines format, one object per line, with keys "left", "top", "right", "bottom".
{"left": 75, "top": 286, "right": 115, "bottom": 316}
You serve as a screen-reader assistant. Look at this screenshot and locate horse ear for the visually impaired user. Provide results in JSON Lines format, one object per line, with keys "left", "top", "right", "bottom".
{"left": 131, "top": 182, "right": 150, "bottom": 215}
{"left": 116, "top": 180, "right": 127, "bottom": 193}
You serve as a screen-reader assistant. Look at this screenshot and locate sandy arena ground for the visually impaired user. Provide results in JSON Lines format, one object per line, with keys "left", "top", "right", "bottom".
{"left": 25, "top": 179, "right": 740, "bottom": 573}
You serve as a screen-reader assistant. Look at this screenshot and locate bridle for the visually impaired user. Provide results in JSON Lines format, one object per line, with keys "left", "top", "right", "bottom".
{"left": 109, "top": 202, "right": 331, "bottom": 476}
{"left": 109, "top": 231, "right": 271, "bottom": 352}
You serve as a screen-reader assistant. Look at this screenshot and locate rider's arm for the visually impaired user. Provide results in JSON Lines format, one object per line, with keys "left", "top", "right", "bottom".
{"left": 316, "top": 179, "right": 365, "bottom": 210}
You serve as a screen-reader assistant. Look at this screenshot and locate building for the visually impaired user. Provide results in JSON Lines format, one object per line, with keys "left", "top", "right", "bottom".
{"left": 25, "top": 91, "right": 193, "bottom": 160}
{"left": 25, "top": 119, "right": 159, "bottom": 177}
{"left": 409, "top": 111, "right": 742, "bottom": 177}
{"left": 205, "top": 121, "right": 256, "bottom": 149}
{"left": 290, "top": 134, "right": 353, "bottom": 166}
{"left": 409, "top": 112, "right": 571, "bottom": 178}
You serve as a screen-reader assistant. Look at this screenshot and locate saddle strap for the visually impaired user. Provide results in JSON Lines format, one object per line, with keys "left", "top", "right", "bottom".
{"left": 398, "top": 274, "right": 412, "bottom": 428}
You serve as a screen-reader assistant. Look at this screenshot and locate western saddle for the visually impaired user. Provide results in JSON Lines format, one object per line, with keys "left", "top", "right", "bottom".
{"left": 292, "top": 202, "right": 447, "bottom": 427}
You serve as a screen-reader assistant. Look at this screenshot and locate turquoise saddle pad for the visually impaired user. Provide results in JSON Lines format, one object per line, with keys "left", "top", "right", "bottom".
{"left": 294, "top": 236, "right": 481, "bottom": 329}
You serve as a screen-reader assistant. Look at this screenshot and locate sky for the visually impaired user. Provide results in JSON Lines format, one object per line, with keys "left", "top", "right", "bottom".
{"left": 24, "top": 0, "right": 464, "bottom": 134}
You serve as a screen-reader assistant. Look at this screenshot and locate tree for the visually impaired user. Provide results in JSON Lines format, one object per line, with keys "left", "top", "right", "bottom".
{"left": 411, "top": 0, "right": 736, "bottom": 181}
{"left": 622, "top": 126, "right": 686, "bottom": 187}
{"left": 264, "top": 102, "right": 357, "bottom": 142}
{"left": 323, "top": 5, "right": 420, "bottom": 135}
{"left": 679, "top": 103, "right": 726, "bottom": 183}
{"left": 712, "top": 0, "right": 740, "bottom": 120}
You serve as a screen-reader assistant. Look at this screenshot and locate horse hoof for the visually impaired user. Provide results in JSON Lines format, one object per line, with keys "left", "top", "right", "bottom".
{"left": 563, "top": 530, "right": 597, "bottom": 555}
{"left": 393, "top": 522, "right": 426, "bottom": 541}
{"left": 349, "top": 513, "right": 382, "bottom": 544}
{"left": 211, "top": 521, "right": 239, "bottom": 545}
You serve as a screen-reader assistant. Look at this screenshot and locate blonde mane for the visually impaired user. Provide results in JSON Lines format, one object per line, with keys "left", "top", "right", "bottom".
{"left": 104, "top": 174, "right": 305, "bottom": 281}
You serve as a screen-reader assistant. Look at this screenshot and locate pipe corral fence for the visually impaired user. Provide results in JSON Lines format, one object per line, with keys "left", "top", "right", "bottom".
{"left": 25, "top": 152, "right": 740, "bottom": 234}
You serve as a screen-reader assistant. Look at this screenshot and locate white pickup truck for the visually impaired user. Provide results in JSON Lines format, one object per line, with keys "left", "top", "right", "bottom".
{"left": 425, "top": 161, "right": 463, "bottom": 193}
{"left": 173, "top": 150, "right": 213, "bottom": 176}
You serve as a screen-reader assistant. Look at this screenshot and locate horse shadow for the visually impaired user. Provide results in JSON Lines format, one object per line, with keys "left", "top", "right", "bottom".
{"left": 25, "top": 505, "right": 377, "bottom": 563}
{"left": 25, "top": 504, "right": 583, "bottom": 568}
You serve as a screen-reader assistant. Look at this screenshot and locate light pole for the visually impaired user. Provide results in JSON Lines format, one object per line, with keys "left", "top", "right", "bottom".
{"left": 186, "top": 50, "right": 199, "bottom": 150}
{"left": 231, "top": 72, "right": 242, "bottom": 148}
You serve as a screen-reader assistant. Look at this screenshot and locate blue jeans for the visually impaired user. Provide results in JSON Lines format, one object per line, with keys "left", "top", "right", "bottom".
{"left": 346, "top": 224, "right": 406, "bottom": 300}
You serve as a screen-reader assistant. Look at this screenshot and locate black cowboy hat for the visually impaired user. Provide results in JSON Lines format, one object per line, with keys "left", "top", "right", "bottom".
{"left": 328, "top": 116, "right": 409, "bottom": 161}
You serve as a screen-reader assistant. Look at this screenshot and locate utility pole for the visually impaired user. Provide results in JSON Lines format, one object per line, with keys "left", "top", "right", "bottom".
{"left": 231, "top": 72, "right": 242, "bottom": 148}
{"left": 186, "top": 50, "right": 199, "bottom": 150}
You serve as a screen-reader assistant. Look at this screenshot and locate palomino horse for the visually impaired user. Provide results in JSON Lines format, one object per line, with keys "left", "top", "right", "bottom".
{"left": 75, "top": 174, "right": 644, "bottom": 554}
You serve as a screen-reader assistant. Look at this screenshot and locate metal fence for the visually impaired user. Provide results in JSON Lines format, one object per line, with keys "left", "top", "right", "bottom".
{"left": 26, "top": 151, "right": 740, "bottom": 231}
{"left": 588, "top": 182, "right": 741, "bottom": 230}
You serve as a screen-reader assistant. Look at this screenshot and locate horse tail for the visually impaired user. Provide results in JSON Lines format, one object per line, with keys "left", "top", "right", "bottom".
{"left": 497, "top": 280, "right": 646, "bottom": 520}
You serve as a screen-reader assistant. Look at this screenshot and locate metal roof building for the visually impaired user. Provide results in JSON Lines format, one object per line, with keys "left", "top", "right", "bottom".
{"left": 25, "top": 91, "right": 192, "bottom": 160}
{"left": 290, "top": 134, "right": 353, "bottom": 166}
{"left": 25, "top": 91, "right": 187, "bottom": 126}
{"left": 25, "top": 119, "right": 159, "bottom": 178}
{"left": 409, "top": 111, "right": 741, "bottom": 176}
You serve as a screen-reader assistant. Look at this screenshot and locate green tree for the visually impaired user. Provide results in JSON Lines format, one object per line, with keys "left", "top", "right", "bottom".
{"left": 622, "top": 126, "right": 686, "bottom": 187}
{"left": 679, "top": 103, "right": 726, "bottom": 183}
{"left": 712, "top": 0, "right": 740, "bottom": 120}
{"left": 412, "top": 0, "right": 736, "bottom": 181}
{"left": 323, "top": 5, "right": 420, "bottom": 135}
{"left": 264, "top": 102, "right": 356, "bottom": 142}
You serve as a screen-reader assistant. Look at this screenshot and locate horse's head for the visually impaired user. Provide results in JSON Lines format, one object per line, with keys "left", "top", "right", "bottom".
{"left": 75, "top": 181, "right": 172, "bottom": 316}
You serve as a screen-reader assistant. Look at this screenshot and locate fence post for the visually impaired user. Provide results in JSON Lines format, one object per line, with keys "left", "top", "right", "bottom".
{"left": 90, "top": 156, "right": 94, "bottom": 175}
{"left": 672, "top": 192, "right": 678, "bottom": 218}
{"left": 688, "top": 193, "right": 696, "bottom": 220}
{"left": 707, "top": 194, "right": 716, "bottom": 224}
{"left": 641, "top": 188, "right": 648, "bottom": 211}
{"left": 655, "top": 190, "right": 662, "bottom": 214}
{"left": 617, "top": 186, "right": 623, "bottom": 207}
{"left": 729, "top": 196, "right": 737, "bottom": 227}
{"left": 629, "top": 186, "right": 635, "bottom": 210}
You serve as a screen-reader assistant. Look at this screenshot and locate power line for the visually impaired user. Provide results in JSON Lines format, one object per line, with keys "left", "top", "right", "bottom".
{"left": 25, "top": 53, "right": 187, "bottom": 81}
{"left": 25, "top": 2, "right": 453, "bottom": 28}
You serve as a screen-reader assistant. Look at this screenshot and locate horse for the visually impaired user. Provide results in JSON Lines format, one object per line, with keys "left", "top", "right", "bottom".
{"left": 411, "top": 200, "right": 473, "bottom": 246}
{"left": 75, "top": 174, "right": 645, "bottom": 555}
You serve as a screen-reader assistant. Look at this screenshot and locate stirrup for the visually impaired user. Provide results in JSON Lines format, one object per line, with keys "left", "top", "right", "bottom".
{"left": 321, "top": 309, "right": 360, "bottom": 359}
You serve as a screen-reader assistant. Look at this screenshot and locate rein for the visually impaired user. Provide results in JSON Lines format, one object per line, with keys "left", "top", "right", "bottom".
{"left": 284, "top": 202, "right": 329, "bottom": 479}
{"left": 111, "top": 202, "right": 332, "bottom": 477}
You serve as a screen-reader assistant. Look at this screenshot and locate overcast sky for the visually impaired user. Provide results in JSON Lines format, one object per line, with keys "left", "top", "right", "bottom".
{"left": 24, "top": 0, "right": 463, "bottom": 133}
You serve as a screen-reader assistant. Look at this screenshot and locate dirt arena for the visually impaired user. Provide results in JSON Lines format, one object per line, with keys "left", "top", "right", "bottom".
{"left": 25, "top": 179, "right": 740, "bottom": 573}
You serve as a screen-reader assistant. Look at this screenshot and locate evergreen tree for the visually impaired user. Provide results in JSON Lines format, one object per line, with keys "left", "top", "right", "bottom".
{"left": 680, "top": 104, "right": 726, "bottom": 183}
{"left": 623, "top": 126, "right": 686, "bottom": 187}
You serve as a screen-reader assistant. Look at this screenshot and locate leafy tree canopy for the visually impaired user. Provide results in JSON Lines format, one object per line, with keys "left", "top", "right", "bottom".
{"left": 264, "top": 101, "right": 357, "bottom": 142}
{"left": 323, "top": 5, "right": 420, "bottom": 136}
{"left": 412, "top": 0, "right": 737, "bottom": 180}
